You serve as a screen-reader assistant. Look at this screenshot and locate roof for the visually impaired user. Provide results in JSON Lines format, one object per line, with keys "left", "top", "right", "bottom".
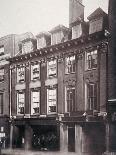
{"left": 36, "top": 31, "right": 51, "bottom": 38}
{"left": 87, "top": 7, "right": 107, "bottom": 20}
{"left": 50, "top": 25, "right": 69, "bottom": 33}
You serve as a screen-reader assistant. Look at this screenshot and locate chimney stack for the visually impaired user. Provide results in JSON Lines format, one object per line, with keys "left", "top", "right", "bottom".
{"left": 69, "top": 0, "right": 84, "bottom": 26}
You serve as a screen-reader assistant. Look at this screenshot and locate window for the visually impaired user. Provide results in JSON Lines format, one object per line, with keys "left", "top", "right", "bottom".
{"left": 47, "top": 59, "right": 57, "bottom": 77}
{"left": 0, "top": 46, "right": 4, "bottom": 55}
{"left": 89, "top": 18, "right": 103, "bottom": 34}
{"left": 0, "top": 69, "right": 4, "bottom": 82}
{"left": 72, "top": 24, "right": 82, "bottom": 39}
{"left": 22, "top": 41, "right": 33, "bottom": 53}
{"left": 31, "top": 89, "right": 40, "bottom": 115}
{"left": 65, "top": 87, "right": 75, "bottom": 112}
{"left": 0, "top": 94, "right": 3, "bottom": 114}
{"left": 47, "top": 87, "right": 57, "bottom": 114}
{"left": 86, "top": 83, "right": 97, "bottom": 111}
{"left": 37, "top": 37, "right": 46, "bottom": 49}
{"left": 31, "top": 62, "right": 40, "bottom": 81}
{"left": 17, "top": 66, "right": 25, "bottom": 83}
{"left": 51, "top": 31, "right": 63, "bottom": 45}
{"left": 85, "top": 50, "right": 97, "bottom": 70}
{"left": 17, "top": 91, "right": 25, "bottom": 114}
{"left": 65, "top": 56, "right": 76, "bottom": 74}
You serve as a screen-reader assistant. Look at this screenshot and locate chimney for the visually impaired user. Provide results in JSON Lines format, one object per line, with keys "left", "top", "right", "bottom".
{"left": 69, "top": 0, "right": 84, "bottom": 26}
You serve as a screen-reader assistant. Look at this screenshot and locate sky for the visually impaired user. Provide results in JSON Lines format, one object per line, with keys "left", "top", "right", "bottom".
{"left": 0, "top": 0, "right": 109, "bottom": 37}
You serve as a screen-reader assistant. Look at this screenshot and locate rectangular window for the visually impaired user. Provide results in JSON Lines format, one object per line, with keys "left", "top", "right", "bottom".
{"left": 72, "top": 24, "right": 82, "bottom": 39}
{"left": 65, "top": 55, "right": 76, "bottom": 74}
{"left": 0, "top": 69, "right": 4, "bottom": 82}
{"left": 22, "top": 41, "right": 33, "bottom": 53}
{"left": 87, "top": 83, "right": 97, "bottom": 111}
{"left": 47, "top": 59, "right": 57, "bottom": 77}
{"left": 66, "top": 87, "right": 75, "bottom": 112}
{"left": 85, "top": 50, "right": 97, "bottom": 70}
{"left": 0, "top": 94, "right": 3, "bottom": 114}
{"left": 0, "top": 46, "right": 4, "bottom": 55}
{"left": 17, "top": 91, "right": 25, "bottom": 114}
{"left": 31, "top": 89, "right": 40, "bottom": 115}
{"left": 17, "top": 66, "right": 25, "bottom": 83}
{"left": 89, "top": 17, "right": 103, "bottom": 34}
{"left": 31, "top": 62, "right": 40, "bottom": 81}
{"left": 51, "top": 31, "right": 63, "bottom": 45}
{"left": 47, "top": 87, "right": 57, "bottom": 114}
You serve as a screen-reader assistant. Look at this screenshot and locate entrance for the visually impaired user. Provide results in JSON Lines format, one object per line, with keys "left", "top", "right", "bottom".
{"left": 32, "top": 125, "right": 59, "bottom": 151}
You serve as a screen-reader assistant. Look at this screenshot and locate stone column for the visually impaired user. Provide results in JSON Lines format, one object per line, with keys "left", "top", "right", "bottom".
{"left": 24, "top": 124, "right": 33, "bottom": 150}
{"left": 60, "top": 123, "right": 68, "bottom": 152}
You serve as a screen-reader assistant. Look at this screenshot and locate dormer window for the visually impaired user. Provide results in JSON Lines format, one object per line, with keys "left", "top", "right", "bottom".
{"left": 37, "top": 37, "right": 46, "bottom": 49}
{"left": 0, "top": 46, "right": 4, "bottom": 56}
{"left": 22, "top": 41, "right": 33, "bottom": 53}
{"left": 72, "top": 24, "right": 82, "bottom": 39}
{"left": 89, "top": 17, "right": 103, "bottom": 34}
{"left": 51, "top": 31, "right": 64, "bottom": 45}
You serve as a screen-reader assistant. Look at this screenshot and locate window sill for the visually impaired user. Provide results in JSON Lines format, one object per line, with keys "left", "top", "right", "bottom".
{"left": 65, "top": 72, "right": 76, "bottom": 75}
{"left": 85, "top": 68, "right": 97, "bottom": 72}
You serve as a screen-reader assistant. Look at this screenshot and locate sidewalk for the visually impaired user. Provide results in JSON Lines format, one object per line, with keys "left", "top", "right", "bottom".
{"left": 1, "top": 149, "right": 76, "bottom": 155}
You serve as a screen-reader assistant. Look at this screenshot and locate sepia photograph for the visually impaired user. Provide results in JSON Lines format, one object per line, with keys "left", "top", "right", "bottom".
{"left": 0, "top": 0, "right": 116, "bottom": 155}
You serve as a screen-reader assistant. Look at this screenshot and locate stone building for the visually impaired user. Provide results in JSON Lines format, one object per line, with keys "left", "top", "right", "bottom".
{"left": 8, "top": 0, "right": 112, "bottom": 155}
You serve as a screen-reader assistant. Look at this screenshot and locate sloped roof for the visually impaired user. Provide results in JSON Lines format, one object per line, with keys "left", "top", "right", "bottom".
{"left": 50, "top": 24, "right": 69, "bottom": 33}
{"left": 87, "top": 7, "right": 107, "bottom": 20}
{"left": 36, "top": 31, "right": 51, "bottom": 38}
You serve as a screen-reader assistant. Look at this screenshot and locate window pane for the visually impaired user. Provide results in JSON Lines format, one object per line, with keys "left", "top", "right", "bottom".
{"left": 86, "top": 50, "right": 97, "bottom": 70}
{"left": 47, "top": 88, "right": 57, "bottom": 113}
{"left": 66, "top": 87, "right": 75, "bottom": 112}
{"left": 0, "top": 94, "right": 3, "bottom": 114}
{"left": 65, "top": 56, "right": 75, "bottom": 74}
{"left": 17, "top": 92, "right": 25, "bottom": 114}
{"left": 31, "top": 90, "right": 40, "bottom": 114}
{"left": 47, "top": 59, "right": 57, "bottom": 77}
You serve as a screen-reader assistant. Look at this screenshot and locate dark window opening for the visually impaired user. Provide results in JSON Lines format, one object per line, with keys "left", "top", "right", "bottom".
{"left": 68, "top": 126, "right": 75, "bottom": 152}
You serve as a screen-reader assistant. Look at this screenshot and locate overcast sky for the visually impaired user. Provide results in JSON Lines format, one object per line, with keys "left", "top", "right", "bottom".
{"left": 0, "top": 0, "right": 109, "bottom": 37}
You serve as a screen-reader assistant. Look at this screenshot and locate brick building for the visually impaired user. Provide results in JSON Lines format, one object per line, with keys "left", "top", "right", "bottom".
{"left": 0, "top": 32, "right": 36, "bottom": 148}
{"left": 7, "top": 0, "right": 112, "bottom": 155}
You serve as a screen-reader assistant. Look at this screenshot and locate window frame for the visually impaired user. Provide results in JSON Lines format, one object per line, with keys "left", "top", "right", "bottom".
{"left": 17, "top": 65, "right": 25, "bottom": 83}
{"left": 47, "top": 58, "right": 57, "bottom": 78}
{"left": 47, "top": 86, "right": 57, "bottom": 114}
{"left": 17, "top": 90, "right": 25, "bottom": 115}
{"left": 85, "top": 83, "right": 98, "bottom": 111}
{"left": 65, "top": 86, "right": 76, "bottom": 113}
{"left": 31, "top": 62, "right": 40, "bottom": 81}
{"left": 85, "top": 50, "right": 97, "bottom": 70}
{"left": 31, "top": 88, "right": 40, "bottom": 115}
{"left": 0, "top": 93, "right": 3, "bottom": 114}
{"left": 65, "top": 55, "right": 76, "bottom": 74}
{"left": 0, "top": 68, "right": 4, "bottom": 82}
{"left": 0, "top": 46, "right": 4, "bottom": 56}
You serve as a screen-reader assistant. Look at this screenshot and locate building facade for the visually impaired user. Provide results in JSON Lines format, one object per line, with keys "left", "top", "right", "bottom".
{"left": 1, "top": 0, "right": 116, "bottom": 155}
{"left": 8, "top": 1, "right": 111, "bottom": 154}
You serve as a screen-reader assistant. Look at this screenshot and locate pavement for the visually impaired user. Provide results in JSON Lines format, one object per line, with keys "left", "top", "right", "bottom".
{"left": 1, "top": 149, "right": 76, "bottom": 155}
